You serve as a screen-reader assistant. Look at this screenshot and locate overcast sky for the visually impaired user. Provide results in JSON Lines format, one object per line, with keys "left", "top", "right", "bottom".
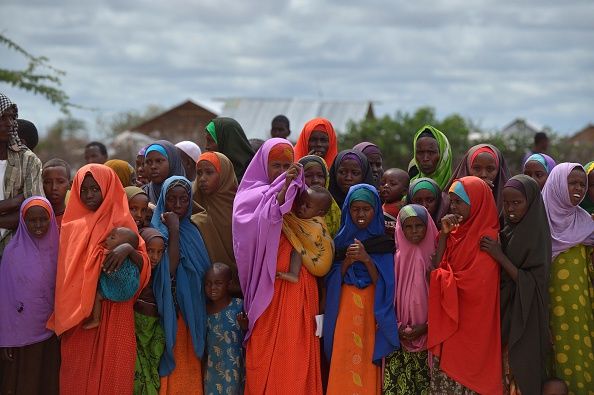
{"left": 2, "top": 0, "right": 593, "bottom": 137}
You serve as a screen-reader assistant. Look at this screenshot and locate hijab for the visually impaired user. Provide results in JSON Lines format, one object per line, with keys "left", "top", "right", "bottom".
{"left": 142, "top": 140, "right": 185, "bottom": 204}
{"left": 0, "top": 197, "right": 59, "bottom": 347}
{"left": 151, "top": 176, "right": 211, "bottom": 375}
{"left": 500, "top": 175, "right": 551, "bottom": 394}
{"left": 0, "top": 93, "right": 28, "bottom": 152}
{"left": 328, "top": 149, "right": 374, "bottom": 208}
{"left": 293, "top": 117, "right": 338, "bottom": 167}
{"left": 324, "top": 184, "right": 399, "bottom": 365}
{"left": 394, "top": 204, "right": 438, "bottom": 352}
{"left": 206, "top": 117, "right": 255, "bottom": 181}
{"left": 411, "top": 125, "right": 452, "bottom": 189}
{"left": 523, "top": 153, "right": 556, "bottom": 174}
{"left": 579, "top": 161, "right": 594, "bottom": 214}
{"left": 105, "top": 159, "right": 135, "bottom": 187}
{"left": 542, "top": 163, "right": 594, "bottom": 258}
{"left": 232, "top": 138, "right": 303, "bottom": 341}
{"left": 125, "top": 185, "right": 146, "bottom": 201}
{"left": 49, "top": 164, "right": 150, "bottom": 335}
{"left": 407, "top": 177, "right": 445, "bottom": 226}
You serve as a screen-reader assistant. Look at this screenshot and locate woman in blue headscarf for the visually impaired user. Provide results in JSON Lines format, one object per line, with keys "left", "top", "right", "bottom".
{"left": 151, "top": 176, "right": 211, "bottom": 394}
{"left": 324, "top": 184, "right": 399, "bottom": 394}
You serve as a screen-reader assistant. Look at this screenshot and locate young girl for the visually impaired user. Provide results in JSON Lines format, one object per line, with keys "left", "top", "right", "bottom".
{"left": 0, "top": 197, "right": 60, "bottom": 395}
{"left": 580, "top": 160, "right": 594, "bottom": 214}
{"left": 42, "top": 158, "right": 71, "bottom": 228}
{"left": 143, "top": 141, "right": 186, "bottom": 204}
{"left": 134, "top": 227, "right": 166, "bottom": 395}
{"left": 353, "top": 142, "right": 383, "bottom": 187}
{"left": 125, "top": 186, "right": 149, "bottom": 231}
{"left": 542, "top": 163, "right": 594, "bottom": 393}
{"left": 328, "top": 149, "right": 374, "bottom": 208}
{"left": 522, "top": 153, "right": 556, "bottom": 190}
{"left": 481, "top": 175, "right": 551, "bottom": 394}
{"left": 324, "top": 184, "right": 399, "bottom": 394}
{"left": 384, "top": 204, "right": 437, "bottom": 395}
{"left": 152, "top": 176, "right": 211, "bottom": 394}
{"left": 429, "top": 176, "right": 502, "bottom": 395}
{"left": 203, "top": 262, "right": 246, "bottom": 395}
{"left": 407, "top": 177, "right": 444, "bottom": 227}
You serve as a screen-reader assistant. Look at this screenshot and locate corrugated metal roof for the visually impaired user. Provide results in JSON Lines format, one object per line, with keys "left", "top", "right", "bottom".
{"left": 220, "top": 98, "right": 373, "bottom": 140}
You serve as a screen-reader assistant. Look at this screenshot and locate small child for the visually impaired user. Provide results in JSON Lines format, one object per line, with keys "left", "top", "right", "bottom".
{"left": 380, "top": 168, "right": 410, "bottom": 235}
{"left": 83, "top": 226, "right": 141, "bottom": 329}
{"left": 276, "top": 185, "right": 333, "bottom": 283}
{"left": 204, "top": 262, "right": 246, "bottom": 395}
{"left": 42, "top": 158, "right": 72, "bottom": 228}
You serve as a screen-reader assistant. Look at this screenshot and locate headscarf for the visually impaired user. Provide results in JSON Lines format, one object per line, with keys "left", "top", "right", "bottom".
{"left": 142, "top": 140, "right": 185, "bottom": 204}
{"left": 49, "top": 164, "right": 150, "bottom": 335}
{"left": 151, "top": 176, "right": 211, "bottom": 375}
{"left": 446, "top": 143, "right": 510, "bottom": 211}
{"left": 293, "top": 117, "right": 338, "bottom": 167}
{"left": 499, "top": 175, "right": 551, "bottom": 394}
{"left": 298, "top": 155, "right": 342, "bottom": 237}
{"left": 394, "top": 204, "right": 438, "bottom": 352}
{"left": 206, "top": 117, "right": 255, "bottom": 181}
{"left": 124, "top": 185, "right": 146, "bottom": 201}
{"left": 175, "top": 141, "right": 201, "bottom": 162}
{"left": 428, "top": 176, "right": 502, "bottom": 395}
{"left": 328, "top": 149, "right": 374, "bottom": 208}
{"left": 191, "top": 152, "right": 238, "bottom": 269}
{"left": 579, "top": 161, "right": 594, "bottom": 214}
{"left": 139, "top": 227, "right": 164, "bottom": 246}
{"left": 324, "top": 184, "right": 399, "bottom": 365}
{"left": 0, "top": 197, "right": 58, "bottom": 347}
{"left": 542, "top": 163, "right": 594, "bottom": 258}
{"left": 105, "top": 159, "right": 135, "bottom": 187}
{"left": 232, "top": 138, "right": 304, "bottom": 341}
{"left": 411, "top": 125, "right": 452, "bottom": 190}
{"left": 523, "top": 153, "right": 556, "bottom": 174}
{"left": 0, "top": 93, "right": 28, "bottom": 152}
{"left": 353, "top": 142, "right": 382, "bottom": 158}
{"left": 406, "top": 177, "right": 444, "bottom": 226}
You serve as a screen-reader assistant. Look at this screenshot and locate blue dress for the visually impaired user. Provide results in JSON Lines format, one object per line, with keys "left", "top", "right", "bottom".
{"left": 204, "top": 298, "right": 245, "bottom": 395}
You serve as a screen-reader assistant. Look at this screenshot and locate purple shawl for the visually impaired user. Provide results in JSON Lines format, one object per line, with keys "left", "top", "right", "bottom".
{"left": 542, "top": 163, "right": 594, "bottom": 259}
{"left": 232, "top": 138, "right": 304, "bottom": 341}
{"left": 0, "top": 197, "right": 59, "bottom": 347}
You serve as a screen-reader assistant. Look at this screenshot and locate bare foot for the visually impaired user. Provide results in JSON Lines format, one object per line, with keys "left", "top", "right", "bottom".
{"left": 276, "top": 272, "right": 299, "bottom": 283}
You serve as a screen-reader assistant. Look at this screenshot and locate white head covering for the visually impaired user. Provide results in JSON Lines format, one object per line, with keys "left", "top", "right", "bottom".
{"left": 175, "top": 141, "right": 202, "bottom": 163}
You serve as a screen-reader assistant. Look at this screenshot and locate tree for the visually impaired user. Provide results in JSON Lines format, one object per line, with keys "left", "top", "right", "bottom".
{"left": 35, "top": 117, "right": 88, "bottom": 165}
{"left": 0, "top": 34, "right": 73, "bottom": 114}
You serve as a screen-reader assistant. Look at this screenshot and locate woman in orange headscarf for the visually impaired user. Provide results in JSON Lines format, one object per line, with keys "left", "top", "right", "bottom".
{"left": 48, "top": 164, "right": 150, "bottom": 395}
{"left": 293, "top": 117, "right": 338, "bottom": 167}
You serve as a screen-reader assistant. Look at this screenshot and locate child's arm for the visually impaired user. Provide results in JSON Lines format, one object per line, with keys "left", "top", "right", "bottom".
{"left": 289, "top": 249, "right": 302, "bottom": 276}
{"left": 103, "top": 244, "right": 143, "bottom": 274}
{"left": 162, "top": 212, "right": 180, "bottom": 276}
{"left": 237, "top": 312, "right": 249, "bottom": 331}
{"left": 480, "top": 236, "right": 518, "bottom": 282}
{"left": 346, "top": 239, "right": 379, "bottom": 283}
{"left": 433, "top": 214, "right": 463, "bottom": 267}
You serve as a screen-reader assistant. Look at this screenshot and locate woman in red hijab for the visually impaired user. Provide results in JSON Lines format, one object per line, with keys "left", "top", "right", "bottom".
{"left": 293, "top": 117, "right": 338, "bottom": 167}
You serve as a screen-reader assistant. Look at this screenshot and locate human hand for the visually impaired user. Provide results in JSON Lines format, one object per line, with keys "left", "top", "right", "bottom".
{"left": 237, "top": 312, "right": 249, "bottom": 331}
{"left": 480, "top": 236, "right": 504, "bottom": 262}
{"left": 399, "top": 324, "right": 427, "bottom": 341}
{"left": 161, "top": 212, "right": 179, "bottom": 231}
{"left": 440, "top": 214, "right": 463, "bottom": 234}
{"left": 103, "top": 243, "right": 134, "bottom": 274}
{"left": 346, "top": 239, "right": 371, "bottom": 264}
{"left": 284, "top": 163, "right": 302, "bottom": 187}
{"left": 0, "top": 347, "right": 14, "bottom": 362}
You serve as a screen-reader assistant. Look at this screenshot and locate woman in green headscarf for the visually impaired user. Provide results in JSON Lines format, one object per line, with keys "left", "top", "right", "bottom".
{"left": 580, "top": 161, "right": 594, "bottom": 214}
{"left": 411, "top": 125, "right": 452, "bottom": 190}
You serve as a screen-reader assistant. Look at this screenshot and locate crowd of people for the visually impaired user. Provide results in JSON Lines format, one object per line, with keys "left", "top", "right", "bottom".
{"left": 0, "top": 91, "right": 593, "bottom": 395}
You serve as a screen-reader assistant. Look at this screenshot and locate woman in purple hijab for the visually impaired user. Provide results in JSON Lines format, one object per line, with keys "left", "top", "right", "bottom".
{"left": 353, "top": 142, "right": 383, "bottom": 187}
{"left": 542, "top": 163, "right": 594, "bottom": 393}
{"left": 232, "top": 138, "right": 323, "bottom": 394}
{"left": 0, "top": 197, "right": 60, "bottom": 394}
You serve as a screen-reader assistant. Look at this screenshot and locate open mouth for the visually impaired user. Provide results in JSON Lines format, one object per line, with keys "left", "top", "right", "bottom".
{"left": 573, "top": 194, "right": 582, "bottom": 199}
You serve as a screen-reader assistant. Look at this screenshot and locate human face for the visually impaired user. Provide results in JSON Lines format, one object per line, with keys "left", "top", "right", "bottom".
{"left": 128, "top": 193, "right": 149, "bottom": 230}
{"left": 349, "top": 201, "right": 375, "bottom": 229}
{"left": 337, "top": 159, "right": 363, "bottom": 194}
{"left": 179, "top": 151, "right": 197, "bottom": 182}
{"left": 103, "top": 228, "right": 125, "bottom": 250}
{"left": 367, "top": 153, "right": 383, "bottom": 185}
{"left": 295, "top": 190, "right": 326, "bottom": 219}
{"left": 146, "top": 237, "right": 165, "bottom": 268}
{"left": 448, "top": 192, "right": 471, "bottom": 222}
{"left": 204, "top": 269, "right": 231, "bottom": 303}
{"left": 145, "top": 151, "right": 170, "bottom": 184}
{"left": 196, "top": 160, "right": 220, "bottom": 195}
{"left": 587, "top": 170, "right": 594, "bottom": 203}
{"left": 42, "top": 167, "right": 70, "bottom": 209}
{"left": 303, "top": 163, "right": 326, "bottom": 188}
{"left": 567, "top": 168, "right": 587, "bottom": 206}
{"left": 271, "top": 121, "right": 290, "bottom": 139}
{"left": 469, "top": 152, "right": 498, "bottom": 187}
{"left": 523, "top": 161, "right": 548, "bottom": 190}
{"left": 267, "top": 159, "right": 292, "bottom": 184}
{"left": 135, "top": 155, "right": 146, "bottom": 181}
{"left": 411, "top": 189, "right": 438, "bottom": 217}
{"left": 203, "top": 131, "right": 218, "bottom": 152}
{"left": 308, "top": 131, "right": 330, "bottom": 158}
{"left": 415, "top": 137, "right": 440, "bottom": 175}
{"left": 84, "top": 146, "right": 107, "bottom": 164}
{"left": 380, "top": 172, "right": 408, "bottom": 203}
{"left": 402, "top": 216, "right": 427, "bottom": 245}
{"left": 24, "top": 206, "right": 51, "bottom": 238}
{"left": 502, "top": 187, "right": 528, "bottom": 224}
{"left": 165, "top": 186, "right": 190, "bottom": 218}
{"left": 80, "top": 174, "right": 103, "bottom": 211}
{"left": 0, "top": 107, "right": 16, "bottom": 143}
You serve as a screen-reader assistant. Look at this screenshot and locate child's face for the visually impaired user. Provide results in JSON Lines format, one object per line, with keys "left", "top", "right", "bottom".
{"left": 502, "top": 187, "right": 528, "bottom": 224}
{"left": 402, "top": 216, "right": 427, "bottom": 244}
{"left": 349, "top": 201, "right": 374, "bottom": 229}
{"left": 129, "top": 194, "right": 149, "bottom": 230}
{"left": 337, "top": 160, "right": 363, "bottom": 194}
{"left": 204, "top": 269, "right": 231, "bottom": 303}
{"left": 523, "top": 161, "right": 548, "bottom": 190}
{"left": 303, "top": 163, "right": 326, "bottom": 188}
{"left": 80, "top": 174, "right": 103, "bottom": 211}
{"left": 103, "top": 228, "right": 126, "bottom": 250}
{"left": 470, "top": 153, "right": 498, "bottom": 186}
{"left": 567, "top": 168, "right": 587, "bottom": 206}
{"left": 380, "top": 172, "right": 408, "bottom": 203}
{"left": 295, "top": 190, "right": 327, "bottom": 219}
{"left": 144, "top": 151, "right": 170, "bottom": 184}
{"left": 196, "top": 160, "right": 220, "bottom": 195}
{"left": 24, "top": 206, "right": 51, "bottom": 238}
{"left": 587, "top": 170, "right": 594, "bottom": 202}
{"left": 42, "top": 167, "right": 70, "bottom": 208}
{"left": 165, "top": 186, "right": 190, "bottom": 218}
{"left": 411, "top": 189, "right": 438, "bottom": 217}
{"left": 448, "top": 192, "right": 471, "bottom": 222}
{"left": 146, "top": 237, "right": 165, "bottom": 268}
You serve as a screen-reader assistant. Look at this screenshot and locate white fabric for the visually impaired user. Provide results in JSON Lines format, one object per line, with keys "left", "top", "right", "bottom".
{"left": 175, "top": 141, "right": 202, "bottom": 163}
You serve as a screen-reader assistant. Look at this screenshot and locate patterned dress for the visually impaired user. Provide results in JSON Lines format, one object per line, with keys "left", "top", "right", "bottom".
{"left": 204, "top": 298, "right": 245, "bottom": 395}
